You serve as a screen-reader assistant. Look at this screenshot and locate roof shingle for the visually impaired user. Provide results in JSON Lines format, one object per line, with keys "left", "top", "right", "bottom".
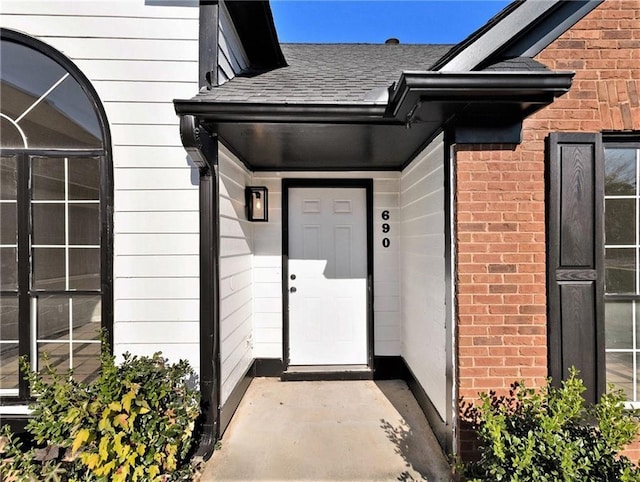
{"left": 200, "top": 43, "right": 454, "bottom": 104}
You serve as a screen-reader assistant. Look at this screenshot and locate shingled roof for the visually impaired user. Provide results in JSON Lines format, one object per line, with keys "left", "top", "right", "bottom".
{"left": 194, "top": 43, "right": 552, "bottom": 105}
{"left": 199, "top": 43, "right": 454, "bottom": 104}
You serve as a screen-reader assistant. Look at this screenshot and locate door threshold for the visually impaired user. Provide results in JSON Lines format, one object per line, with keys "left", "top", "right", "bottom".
{"left": 282, "top": 365, "right": 373, "bottom": 381}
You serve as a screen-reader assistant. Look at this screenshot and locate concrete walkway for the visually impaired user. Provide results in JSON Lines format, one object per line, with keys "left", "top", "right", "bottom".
{"left": 200, "top": 378, "right": 453, "bottom": 481}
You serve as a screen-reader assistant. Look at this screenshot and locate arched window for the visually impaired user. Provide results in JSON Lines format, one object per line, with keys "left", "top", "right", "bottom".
{"left": 0, "top": 29, "right": 112, "bottom": 400}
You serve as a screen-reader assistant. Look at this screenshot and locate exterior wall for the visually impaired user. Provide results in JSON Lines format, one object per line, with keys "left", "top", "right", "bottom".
{"left": 400, "top": 132, "right": 448, "bottom": 419}
{"left": 251, "top": 171, "right": 402, "bottom": 359}
{"left": 218, "top": 145, "right": 254, "bottom": 405}
{"left": 456, "top": 0, "right": 640, "bottom": 456}
{"left": 218, "top": 1, "right": 249, "bottom": 85}
{"left": 1, "top": 1, "right": 202, "bottom": 371}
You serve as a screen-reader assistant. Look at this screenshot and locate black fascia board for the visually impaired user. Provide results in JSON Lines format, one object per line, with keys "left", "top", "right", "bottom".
{"left": 387, "top": 71, "right": 574, "bottom": 121}
{"left": 430, "top": 0, "right": 526, "bottom": 71}
{"left": 174, "top": 71, "right": 573, "bottom": 127}
{"left": 174, "top": 101, "right": 390, "bottom": 124}
{"left": 224, "top": 0, "right": 286, "bottom": 72}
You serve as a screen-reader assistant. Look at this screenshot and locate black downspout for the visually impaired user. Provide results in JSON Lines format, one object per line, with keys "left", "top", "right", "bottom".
{"left": 179, "top": 115, "right": 220, "bottom": 460}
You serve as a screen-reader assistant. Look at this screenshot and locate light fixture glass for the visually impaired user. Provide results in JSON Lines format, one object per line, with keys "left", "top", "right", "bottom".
{"left": 245, "top": 186, "right": 268, "bottom": 222}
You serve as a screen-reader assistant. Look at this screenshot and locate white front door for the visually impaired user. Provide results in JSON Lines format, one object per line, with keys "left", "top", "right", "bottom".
{"left": 287, "top": 187, "right": 368, "bottom": 366}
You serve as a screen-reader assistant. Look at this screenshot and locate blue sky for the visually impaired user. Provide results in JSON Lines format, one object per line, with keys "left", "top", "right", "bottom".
{"left": 271, "top": 1, "right": 512, "bottom": 44}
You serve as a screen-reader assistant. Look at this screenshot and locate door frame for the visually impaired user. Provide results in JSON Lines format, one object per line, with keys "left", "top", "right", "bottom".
{"left": 282, "top": 178, "right": 374, "bottom": 372}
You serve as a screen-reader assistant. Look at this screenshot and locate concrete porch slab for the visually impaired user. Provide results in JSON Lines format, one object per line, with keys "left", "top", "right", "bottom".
{"left": 200, "top": 378, "right": 453, "bottom": 481}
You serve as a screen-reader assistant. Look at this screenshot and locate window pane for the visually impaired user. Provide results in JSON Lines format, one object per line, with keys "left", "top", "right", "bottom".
{"left": 32, "top": 157, "right": 65, "bottom": 201}
{"left": 37, "top": 295, "right": 69, "bottom": 340}
{"left": 605, "top": 198, "right": 636, "bottom": 245}
{"left": 605, "top": 248, "right": 636, "bottom": 294}
{"left": 69, "top": 204, "right": 99, "bottom": 245}
{"left": 72, "top": 296, "right": 101, "bottom": 340}
{"left": 32, "top": 204, "right": 65, "bottom": 245}
{"left": 32, "top": 248, "right": 65, "bottom": 290}
{"left": 0, "top": 203, "right": 17, "bottom": 245}
{"left": 18, "top": 76, "right": 102, "bottom": 149}
{"left": 0, "top": 39, "right": 68, "bottom": 119}
{"left": 0, "top": 343, "right": 19, "bottom": 390}
{"left": 605, "top": 148, "right": 637, "bottom": 196}
{"left": 38, "top": 342, "right": 69, "bottom": 374}
{"left": 606, "top": 352, "right": 633, "bottom": 400}
{"left": 0, "top": 157, "right": 17, "bottom": 200}
{"left": 605, "top": 301, "right": 633, "bottom": 349}
{"left": 69, "top": 158, "right": 99, "bottom": 200}
{"left": 72, "top": 343, "right": 100, "bottom": 383}
{"left": 0, "top": 248, "right": 17, "bottom": 291}
{"left": 0, "top": 296, "right": 19, "bottom": 341}
{"left": 69, "top": 249, "right": 100, "bottom": 290}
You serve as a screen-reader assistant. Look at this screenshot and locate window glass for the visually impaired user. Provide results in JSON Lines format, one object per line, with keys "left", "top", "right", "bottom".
{"left": 36, "top": 295, "right": 101, "bottom": 383}
{"left": 1, "top": 157, "right": 17, "bottom": 200}
{"left": 605, "top": 148, "right": 637, "bottom": 195}
{"left": 0, "top": 248, "right": 18, "bottom": 290}
{"left": 32, "top": 157, "right": 64, "bottom": 200}
{"left": 605, "top": 145, "right": 640, "bottom": 403}
{"left": 69, "top": 249, "right": 101, "bottom": 291}
{"left": 69, "top": 204, "right": 100, "bottom": 245}
{"left": 69, "top": 158, "right": 100, "bottom": 200}
{"left": 605, "top": 199, "right": 636, "bottom": 245}
{"left": 32, "top": 248, "right": 66, "bottom": 290}
{"left": 0, "top": 296, "right": 19, "bottom": 391}
{"left": 0, "top": 40, "right": 67, "bottom": 120}
{"left": 607, "top": 351, "right": 633, "bottom": 400}
{"left": 32, "top": 204, "right": 65, "bottom": 245}
{"left": 0, "top": 39, "right": 102, "bottom": 150}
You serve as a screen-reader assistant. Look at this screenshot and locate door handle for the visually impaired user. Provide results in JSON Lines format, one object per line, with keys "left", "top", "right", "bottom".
{"left": 290, "top": 287, "right": 297, "bottom": 293}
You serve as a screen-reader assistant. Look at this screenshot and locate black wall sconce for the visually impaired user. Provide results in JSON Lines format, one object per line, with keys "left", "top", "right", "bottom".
{"left": 245, "top": 186, "right": 268, "bottom": 222}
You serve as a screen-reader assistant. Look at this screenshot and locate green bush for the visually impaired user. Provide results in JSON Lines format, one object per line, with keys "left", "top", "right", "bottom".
{"left": 462, "top": 368, "right": 640, "bottom": 482}
{"left": 0, "top": 343, "right": 200, "bottom": 481}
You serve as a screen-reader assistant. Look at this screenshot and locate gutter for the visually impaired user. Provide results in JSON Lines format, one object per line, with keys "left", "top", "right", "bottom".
{"left": 387, "top": 70, "right": 574, "bottom": 124}
{"left": 174, "top": 101, "right": 390, "bottom": 124}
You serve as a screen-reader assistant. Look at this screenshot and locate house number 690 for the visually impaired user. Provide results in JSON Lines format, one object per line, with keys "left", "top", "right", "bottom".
{"left": 381, "top": 210, "right": 390, "bottom": 248}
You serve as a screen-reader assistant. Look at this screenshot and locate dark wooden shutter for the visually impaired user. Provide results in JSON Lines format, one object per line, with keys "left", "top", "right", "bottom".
{"left": 547, "top": 132, "right": 605, "bottom": 404}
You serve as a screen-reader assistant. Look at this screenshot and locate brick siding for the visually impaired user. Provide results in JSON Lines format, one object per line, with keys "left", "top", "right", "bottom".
{"left": 456, "top": 0, "right": 640, "bottom": 458}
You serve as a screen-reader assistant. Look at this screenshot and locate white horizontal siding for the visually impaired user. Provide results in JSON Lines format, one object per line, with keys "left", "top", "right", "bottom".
{"left": 0, "top": 15, "right": 198, "bottom": 39}
{"left": 115, "top": 255, "right": 199, "bottom": 278}
{"left": 93, "top": 81, "right": 196, "bottom": 103}
{"left": 218, "top": 145, "right": 254, "bottom": 405}
{"left": 115, "top": 190, "right": 198, "bottom": 211}
{"left": 74, "top": 59, "right": 197, "bottom": 82}
{"left": 251, "top": 171, "right": 402, "bottom": 359}
{"left": 2, "top": 2, "right": 199, "bottom": 18}
{"left": 400, "top": 132, "right": 447, "bottom": 420}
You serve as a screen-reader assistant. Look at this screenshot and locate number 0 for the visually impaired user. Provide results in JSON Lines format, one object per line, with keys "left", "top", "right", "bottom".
{"left": 382, "top": 238, "right": 390, "bottom": 248}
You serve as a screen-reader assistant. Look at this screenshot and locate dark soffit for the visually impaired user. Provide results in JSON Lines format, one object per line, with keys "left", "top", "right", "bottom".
{"left": 175, "top": 70, "right": 573, "bottom": 170}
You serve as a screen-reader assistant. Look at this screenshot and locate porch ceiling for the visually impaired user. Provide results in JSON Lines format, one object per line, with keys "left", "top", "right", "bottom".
{"left": 175, "top": 71, "right": 574, "bottom": 171}
{"left": 213, "top": 119, "right": 439, "bottom": 171}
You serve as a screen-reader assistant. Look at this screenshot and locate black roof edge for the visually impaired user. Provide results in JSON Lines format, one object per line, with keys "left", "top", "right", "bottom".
{"left": 224, "top": 0, "right": 286, "bottom": 71}
{"left": 173, "top": 102, "right": 389, "bottom": 124}
{"left": 431, "top": 0, "right": 603, "bottom": 72}
{"left": 489, "top": 0, "right": 604, "bottom": 66}
{"left": 430, "top": 0, "right": 526, "bottom": 71}
{"left": 387, "top": 70, "right": 574, "bottom": 119}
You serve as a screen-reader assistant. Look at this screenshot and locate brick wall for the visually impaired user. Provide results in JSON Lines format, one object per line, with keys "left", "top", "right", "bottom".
{"left": 456, "top": 0, "right": 640, "bottom": 458}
